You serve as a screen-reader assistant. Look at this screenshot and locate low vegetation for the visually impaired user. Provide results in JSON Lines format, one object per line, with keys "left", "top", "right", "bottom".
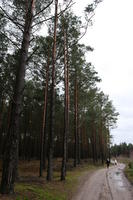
{"left": 125, "top": 161, "right": 133, "bottom": 185}
{"left": 0, "top": 159, "right": 101, "bottom": 200}
{"left": 117, "top": 156, "right": 133, "bottom": 185}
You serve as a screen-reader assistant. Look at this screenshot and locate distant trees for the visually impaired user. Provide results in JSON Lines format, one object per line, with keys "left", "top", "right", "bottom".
{"left": 111, "top": 143, "right": 133, "bottom": 157}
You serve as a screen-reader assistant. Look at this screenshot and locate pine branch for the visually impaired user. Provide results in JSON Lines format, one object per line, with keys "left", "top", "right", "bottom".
{"left": 0, "top": 82, "right": 15, "bottom": 103}
{"left": 7, "top": 29, "right": 22, "bottom": 44}
{"left": 32, "top": 0, "right": 75, "bottom": 28}
{"left": 27, "top": 46, "right": 39, "bottom": 63}
{"left": 0, "top": 31, "right": 20, "bottom": 49}
{"left": 29, "top": 36, "right": 36, "bottom": 44}
{"left": 33, "top": 0, "right": 54, "bottom": 18}
{"left": 79, "top": 13, "right": 95, "bottom": 39}
{"left": 70, "top": 13, "right": 95, "bottom": 48}
{"left": 67, "top": 1, "right": 101, "bottom": 49}
{"left": 0, "top": 6, "right": 24, "bottom": 32}
{"left": 26, "top": 63, "right": 45, "bottom": 77}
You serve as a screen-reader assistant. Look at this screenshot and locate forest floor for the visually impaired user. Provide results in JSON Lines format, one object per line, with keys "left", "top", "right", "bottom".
{"left": 0, "top": 159, "right": 102, "bottom": 200}
{"left": 72, "top": 163, "right": 133, "bottom": 200}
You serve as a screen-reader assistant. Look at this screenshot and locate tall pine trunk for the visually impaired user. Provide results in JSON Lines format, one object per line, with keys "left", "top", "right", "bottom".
{"left": 40, "top": 57, "right": 49, "bottom": 177}
{"left": 77, "top": 126, "right": 81, "bottom": 164}
{"left": 47, "top": 0, "right": 58, "bottom": 181}
{"left": 107, "top": 129, "right": 111, "bottom": 160}
{"left": 0, "top": 98, "right": 3, "bottom": 132}
{"left": 0, "top": 0, "right": 35, "bottom": 194}
{"left": 0, "top": 98, "right": 4, "bottom": 155}
{"left": 99, "top": 120, "right": 104, "bottom": 164}
{"left": 61, "top": 26, "right": 69, "bottom": 180}
{"left": 74, "top": 74, "right": 78, "bottom": 167}
{"left": 66, "top": 44, "right": 69, "bottom": 163}
{"left": 91, "top": 121, "right": 95, "bottom": 164}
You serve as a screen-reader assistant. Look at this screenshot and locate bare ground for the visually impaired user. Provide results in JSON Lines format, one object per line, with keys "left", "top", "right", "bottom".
{"left": 72, "top": 163, "right": 133, "bottom": 200}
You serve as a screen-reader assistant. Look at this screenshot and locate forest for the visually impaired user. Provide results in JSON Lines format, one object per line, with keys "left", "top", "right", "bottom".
{"left": 111, "top": 143, "right": 133, "bottom": 158}
{"left": 0, "top": 0, "right": 120, "bottom": 196}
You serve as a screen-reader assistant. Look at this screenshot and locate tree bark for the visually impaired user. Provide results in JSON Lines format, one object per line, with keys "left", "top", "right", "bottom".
{"left": 99, "top": 120, "right": 104, "bottom": 165}
{"left": 91, "top": 122, "right": 95, "bottom": 164}
{"left": 74, "top": 74, "right": 78, "bottom": 167}
{"left": 40, "top": 57, "right": 49, "bottom": 177}
{"left": 0, "top": 98, "right": 4, "bottom": 155}
{"left": 61, "top": 26, "right": 69, "bottom": 180}
{"left": 0, "top": 0, "right": 35, "bottom": 194}
{"left": 47, "top": 0, "right": 58, "bottom": 181}
{"left": 66, "top": 37, "right": 69, "bottom": 163}
{"left": 77, "top": 126, "right": 81, "bottom": 164}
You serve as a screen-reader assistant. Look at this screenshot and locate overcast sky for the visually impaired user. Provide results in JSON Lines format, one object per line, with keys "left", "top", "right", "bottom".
{"left": 72, "top": 0, "right": 133, "bottom": 144}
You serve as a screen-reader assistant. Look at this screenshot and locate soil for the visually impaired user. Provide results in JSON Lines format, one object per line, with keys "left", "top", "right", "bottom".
{"left": 72, "top": 163, "right": 133, "bottom": 200}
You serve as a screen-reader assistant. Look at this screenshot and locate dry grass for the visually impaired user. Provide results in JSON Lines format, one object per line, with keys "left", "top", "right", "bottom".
{"left": 0, "top": 159, "right": 101, "bottom": 200}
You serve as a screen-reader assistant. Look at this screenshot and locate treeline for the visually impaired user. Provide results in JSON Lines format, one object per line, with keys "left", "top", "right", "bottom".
{"left": 111, "top": 143, "right": 133, "bottom": 157}
{"left": 0, "top": 0, "right": 118, "bottom": 194}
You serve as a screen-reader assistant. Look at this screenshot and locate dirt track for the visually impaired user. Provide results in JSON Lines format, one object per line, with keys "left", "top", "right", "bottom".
{"left": 72, "top": 163, "right": 133, "bottom": 200}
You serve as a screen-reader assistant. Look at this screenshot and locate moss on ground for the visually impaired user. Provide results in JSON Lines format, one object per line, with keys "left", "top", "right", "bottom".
{"left": 0, "top": 160, "right": 102, "bottom": 200}
{"left": 16, "top": 184, "right": 66, "bottom": 200}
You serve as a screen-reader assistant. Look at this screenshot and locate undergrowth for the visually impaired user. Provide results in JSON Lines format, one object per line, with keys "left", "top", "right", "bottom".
{"left": 125, "top": 161, "right": 133, "bottom": 184}
{"left": 0, "top": 160, "right": 102, "bottom": 200}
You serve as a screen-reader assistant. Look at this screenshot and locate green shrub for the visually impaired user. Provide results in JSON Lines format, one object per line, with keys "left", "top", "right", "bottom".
{"left": 128, "top": 162, "right": 133, "bottom": 169}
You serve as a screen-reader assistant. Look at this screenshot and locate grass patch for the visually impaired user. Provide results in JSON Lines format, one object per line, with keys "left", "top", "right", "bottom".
{"left": 15, "top": 163, "right": 100, "bottom": 200}
{"left": 16, "top": 184, "right": 66, "bottom": 200}
{"left": 0, "top": 160, "right": 102, "bottom": 200}
{"left": 124, "top": 161, "right": 133, "bottom": 184}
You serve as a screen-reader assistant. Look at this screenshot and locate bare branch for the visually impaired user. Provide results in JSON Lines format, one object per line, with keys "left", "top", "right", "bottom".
{"left": 0, "top": 31, "right": 20, "bottom": 49}
{"left": 7, "top": 29, "right": 22, "bottom": 44}
{"left": 32, "top": 1, "right": 75, "bottom": 28}
{"left": 76, "top": 13, "right": 95, "bottom": 44}
{"left": 0, "top": 6, "right": 24, "bottom": 32}
{"left": 68, "top": 1, "right": 101, "bottom": 48}
{"left": 33, "top": 0, "right": 54, "bottom": 18}
{"left": 32, "top": 16, "right": 53, "bottom": 28}
{"left": 27, "top": 46, "right": 39, "bottom": 63}
{"left": 29, "top": 36, "right": 36, "bottom": 44}
{"left": 4, "top": 2, "right": 25, "bottom": 14}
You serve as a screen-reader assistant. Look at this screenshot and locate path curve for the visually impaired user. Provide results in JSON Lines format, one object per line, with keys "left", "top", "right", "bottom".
{"left": 72, "top": 163, "right": 133, "bottom": 200}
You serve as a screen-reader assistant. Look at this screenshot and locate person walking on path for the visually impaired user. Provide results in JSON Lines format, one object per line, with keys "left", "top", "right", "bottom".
{"left": 114, "top": 159, "right": 118, "bottom": 165}
{"left": 106, "top": 158, "right": 110, "bottom": 168}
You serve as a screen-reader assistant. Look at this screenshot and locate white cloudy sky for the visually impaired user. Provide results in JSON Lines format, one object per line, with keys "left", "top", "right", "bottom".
{"left": 72, "top": 0, "right": 133, "bottom": 144}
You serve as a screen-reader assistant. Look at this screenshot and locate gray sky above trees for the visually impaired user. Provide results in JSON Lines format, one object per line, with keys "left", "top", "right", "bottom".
{"left": 72, "top": 0, "right": 133, "bottom": 144}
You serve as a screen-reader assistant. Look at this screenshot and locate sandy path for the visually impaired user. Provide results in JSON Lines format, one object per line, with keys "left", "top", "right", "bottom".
{"left": 72, "top": 163, "right": 133, "bottom": 200}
